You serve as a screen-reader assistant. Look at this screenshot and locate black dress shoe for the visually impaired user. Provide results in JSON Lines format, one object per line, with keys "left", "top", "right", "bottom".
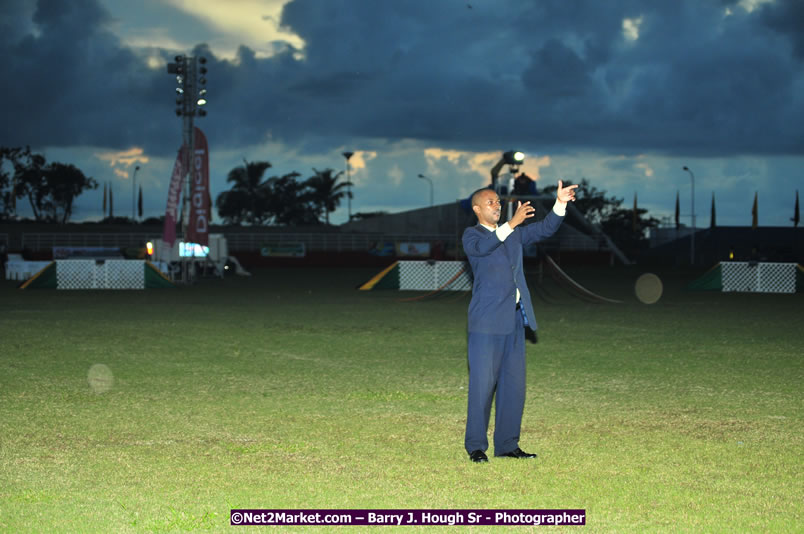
{"left": 498, "top": 447, "right": 537, "bottom": 459}
{"left": 468, "top": 450, "right": 489, "bottom": 463}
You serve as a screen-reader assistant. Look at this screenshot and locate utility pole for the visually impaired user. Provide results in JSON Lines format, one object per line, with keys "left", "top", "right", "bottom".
{"left": 342, "top": 151, "right": 354, "bottom": 221}
{"left": 131, "top": 165, "right": 140, "bottom": 221}
{"left": 417, "top": 174, "right": 433, "bottom": 207}
{"left": 683, "top": 166, "right": 696, "bottom": 265}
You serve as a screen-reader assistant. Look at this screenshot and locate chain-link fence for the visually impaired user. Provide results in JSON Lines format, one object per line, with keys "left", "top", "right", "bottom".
{"left": 397, "top": 261, "right": 472, "bottom": 291}
{"left": 721, "top": 262, "right": 797, "bottom": 293}
{"left": 56, "top": 260, "right": 146, "bottom": 289}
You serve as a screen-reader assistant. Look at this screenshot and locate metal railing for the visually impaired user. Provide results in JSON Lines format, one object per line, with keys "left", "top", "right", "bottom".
{"left": 17, "top": 232, "right": 459, "bottom": 252}
{"left": 224, "top": 232, "right": 456, "bottom": 252}
{"left": 17, "top": 231, "right": 615, "bottom": 254}
{"left": 21, "top": 233, "right": 155, "bottom": 251}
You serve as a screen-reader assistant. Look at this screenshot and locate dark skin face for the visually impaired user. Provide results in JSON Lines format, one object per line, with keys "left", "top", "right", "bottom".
{"left": 472, "top": 190, "right": 502, "bottom": 227}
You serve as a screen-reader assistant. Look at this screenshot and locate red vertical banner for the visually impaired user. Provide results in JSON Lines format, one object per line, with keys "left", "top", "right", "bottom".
{"left": 188, "top": 127, "right": 210, "bottom": 246}
{"left": 162, "top": 146, "right": 186, "bottom": 246}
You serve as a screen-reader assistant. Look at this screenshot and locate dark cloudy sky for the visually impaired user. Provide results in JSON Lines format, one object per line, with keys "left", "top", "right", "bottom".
{"left": 1, "top": 0, "right": 801, "bottom": 226}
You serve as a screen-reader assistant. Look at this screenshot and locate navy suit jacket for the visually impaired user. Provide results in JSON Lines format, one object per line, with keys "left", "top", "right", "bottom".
{"left": 463, "top": 211, "right": 563, "bottom": 335}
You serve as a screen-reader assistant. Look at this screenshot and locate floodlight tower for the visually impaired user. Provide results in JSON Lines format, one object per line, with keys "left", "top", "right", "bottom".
{"left": 166, "top": 54, "right": 208, "bottom": 238}
{"left": 167, "top": 54, "right": 208, "bottom": 281}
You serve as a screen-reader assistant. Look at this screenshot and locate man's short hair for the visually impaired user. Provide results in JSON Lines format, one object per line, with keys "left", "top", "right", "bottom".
{"left": 470, "top": 187, "right": 495, "bottom": 207}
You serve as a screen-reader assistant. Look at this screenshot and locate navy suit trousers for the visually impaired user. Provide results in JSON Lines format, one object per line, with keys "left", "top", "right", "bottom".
{"left": 464, "top": 307, "right": 526, "bottom": 455}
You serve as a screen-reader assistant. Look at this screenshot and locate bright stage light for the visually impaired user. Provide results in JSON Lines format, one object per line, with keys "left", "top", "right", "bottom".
{"left": 503, "top": 150, "right": 525, "bottom": 165}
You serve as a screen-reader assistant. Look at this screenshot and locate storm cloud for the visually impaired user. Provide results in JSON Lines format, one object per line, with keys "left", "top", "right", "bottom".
{"left": 1, "top": 0, "right": 802, "bottom": 158}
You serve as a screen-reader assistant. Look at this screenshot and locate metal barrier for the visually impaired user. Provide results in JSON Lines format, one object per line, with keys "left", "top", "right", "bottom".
{"left": 17, "top": 231, "right": 614, "bottom": 254}
{"left": 225, "top": 232, "right": 611, "bottom": 253}
{"left": 224, "top": 232, "right": 455, "bottom": 252}
{"left": 17, "top": 232, "right": 457, "bottom": 253}
{"left": 21, "top": 233, "right": 156, "bottom": 251}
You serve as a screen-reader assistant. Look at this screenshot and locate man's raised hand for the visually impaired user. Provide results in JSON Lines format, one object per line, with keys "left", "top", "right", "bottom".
{"left": 556, "top": 180, "right": 578, "bottom": 204}
{"left": 509, "top": 200, "right": 536, "bottom": 228}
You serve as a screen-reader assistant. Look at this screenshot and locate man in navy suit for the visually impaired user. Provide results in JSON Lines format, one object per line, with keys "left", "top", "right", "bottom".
{"left": 463, "top": 181, "right": 577, "bottom": 462}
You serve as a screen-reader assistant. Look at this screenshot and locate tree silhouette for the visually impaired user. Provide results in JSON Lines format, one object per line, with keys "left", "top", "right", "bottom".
{"left": 40, "top": 163, "right": 98, "bottom": 223}
{"left": 0, "top": 147, "right": 18, "bottom": 219}
{"left": 216, "top": 160, "right": 273, "bottom": 224}
{"left": 305, "top": 168, "right": 352, "bottom": 225}
{"left": 1, "top": 146, "right": 96, "bottom": 223}
{"left": 542, "top": 178, "right": 621, "bottom": 224}
{"left": 217, "top": 160, "right": 326, "bottom": 226}
{"left": 3, "top": 146, "right": 46, "bottom": 220}
{"left": 600, "top": 207, "right": 660, "bottom": 254}
{"left": 264, "top": 172, "right": 319, "bottom": 225}
{"left": 543, "top": 178, "right": 658, "bottom": 254}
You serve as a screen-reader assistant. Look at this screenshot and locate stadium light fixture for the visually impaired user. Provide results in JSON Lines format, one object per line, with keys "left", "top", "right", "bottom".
{"left": 168, "top": 54, "right": 209, "bottom": 119}
{"left": 503, "top": 150, "right": 525, "bottom": 165}
{"left": 490, "top": 150, "right": 525, "bottom": 195}
{"left": 503, "top": 150, "right": 524, "bottom": 179}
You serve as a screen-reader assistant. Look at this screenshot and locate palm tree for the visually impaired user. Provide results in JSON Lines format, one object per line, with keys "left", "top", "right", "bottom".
{"left": 216, "top": 159, "right": 272, "bottom": 224}
{"left": 305, "top": 168, "right": 352, "bottom": 225}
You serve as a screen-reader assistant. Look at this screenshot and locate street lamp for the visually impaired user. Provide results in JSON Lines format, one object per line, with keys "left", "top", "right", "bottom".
{"left": 417, "top": 174, "right": 433, "bottom": 207}
{"left": 131, "top": 165, "right": 140, "bottom": 221}
{"left": 683, "top": 166, "right": 696, "bottom": 265}
{"left": 342, "top": 151, "right": 354, "bottom": 221}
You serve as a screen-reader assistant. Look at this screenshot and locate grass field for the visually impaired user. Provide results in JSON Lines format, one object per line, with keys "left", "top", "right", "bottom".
{"left": 0, "top": 265, "right": 801, "bottom": 533}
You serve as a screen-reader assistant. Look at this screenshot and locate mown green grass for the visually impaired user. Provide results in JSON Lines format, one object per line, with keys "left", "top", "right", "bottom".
{"left": 0, "top": 266, "right": 801, "bottom": 533}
